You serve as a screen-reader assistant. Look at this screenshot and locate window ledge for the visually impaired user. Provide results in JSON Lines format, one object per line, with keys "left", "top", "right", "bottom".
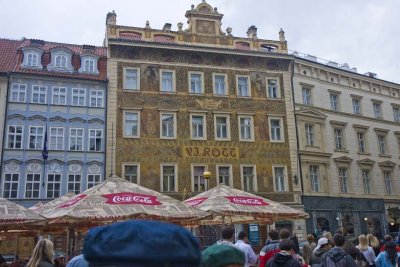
{"left": 334, "top": 149, "right": 349, "bottom": 153}
{"left": 215, "top": 138, "right": 231, "bottom": 142}
{"left": 122, "top": 89, "right": 140, "bottom": 92}
{"left": 213, "top": 94, "right": 229, "bottom": 97}
{"left": 160, "top": 91, "right": 176, "bottom": 94}
{"left": 305, "top": 145, "right": 320, "bottom": 148}
{"left": 270, "top": 140, "right": 285, "bottom": 143}
{"left": 357, "top": 152, "right": 371, "bottom": 156}
{"left": 266, "top": 97, "right": 283, "bottom": 100}
{"left": 239, "top": 139, "right": 255, "bottom": 142}
{"left": 237, "top": 96, "right": 252, "bottom": 99}
{"left": 378, "top": 154, "right": 392, "bottom": 158}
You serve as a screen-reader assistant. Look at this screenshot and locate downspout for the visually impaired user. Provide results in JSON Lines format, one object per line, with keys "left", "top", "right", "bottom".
{"left": 0, "top": 72, "right": 11, "bottom": 193}
{"left": 104, "top": 78, "right": 109, "bottom": 179}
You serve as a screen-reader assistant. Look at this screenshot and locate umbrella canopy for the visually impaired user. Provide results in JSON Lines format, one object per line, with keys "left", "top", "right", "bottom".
{"left": 0, "top": 197, "right": 45, "bottom": 226}
{"left": 40, "top": 176, "right": 209, "bottom": 225}
{"left": 29, "top": 193, "right": 76, "bottom": 214}
{"left": 184, "top": 184, "right": 308, "bottom": 224}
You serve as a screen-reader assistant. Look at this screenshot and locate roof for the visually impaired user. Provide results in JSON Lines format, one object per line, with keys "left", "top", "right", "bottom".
{"left": 0, "top": 39, "right": 22, "bottom": 73}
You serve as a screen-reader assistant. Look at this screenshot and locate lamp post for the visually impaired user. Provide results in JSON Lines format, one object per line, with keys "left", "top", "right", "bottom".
{"left": 203, "top": 170, "right": 211, "bottom": 191}
{"left": 387, "top": 206, "right": 400, "bottom": 232}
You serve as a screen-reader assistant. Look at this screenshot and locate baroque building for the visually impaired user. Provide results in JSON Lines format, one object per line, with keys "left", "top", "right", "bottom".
{"left": 105, "top": 2, "right": 305, "bottom": 237}
{"left": 293, "top": 55, "right": 400, "bottom": 237}
{"left": 0, "top": 39, "right": 107, "bottom": 207}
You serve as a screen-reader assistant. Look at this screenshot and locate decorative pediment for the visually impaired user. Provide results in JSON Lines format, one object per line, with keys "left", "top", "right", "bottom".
{"left": 329, "top": 120, "right": 347, "bottom": 127}
{"left": 49, "top": 46, "right": 73, "bottom": 55}
{"left": 87, "top": 160, "right": 104, "bottom": 166}
{"left": 295, "top": 108, "right": 327, "bottom": 120}
{"left": 88, "top": 118, "right": 105, "bottom": 124}
{"left": 8, "top": 114, "right": 26, "bottom": 120}
{"left": 378, "top": 161, "right": 396, "bottom": 168}
{"left": 333, "top": 156, "right": 353, "bottom": 163}
{"left": 67, "top": 160, "right": 84, "bottom": 165}
{"left": 28, "top": 115, "right": 47, "bottom": 121}
{"left": 47, "top": 159, "right": 65, "bottom": 165}
{"left": 69, "top": 117, "right": 86, "bottom": 123}
{"left": 353, "top": 124, "right": 369, "bottom": 130}
{"left": 357, "top": 158, "right": 375, "bottom": 166}
{"left": 25, "top": 159, "right": 44, "bottom": 164}
{"left": 49, "top": 116, "right": 67, "bottom": 122}
{"left": 3, "top": 159, "right": 23, "bottom": 165}
{"left": 374, "top": 127, "right": 389, "bottom": 133}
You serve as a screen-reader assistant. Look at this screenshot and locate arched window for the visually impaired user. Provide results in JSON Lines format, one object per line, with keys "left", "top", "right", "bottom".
{"left": 27, "top": 53, "right": 38, "bottom": 67}
{"left": 84, "top": 59, "right": 95, "bottom": 72}
{"left": 55, "top": 55, "right": 67, "bottom": 68}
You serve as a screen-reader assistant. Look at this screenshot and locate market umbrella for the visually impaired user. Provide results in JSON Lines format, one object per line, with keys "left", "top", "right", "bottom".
{"left": 184, "top": 184, "right": 308, "bottom": 225}
{"left": 29, "top": 193, "right": 76, "bottom": 214}
{"left": 40, "top": 176, "right": 209, "bottom": 225}
{"left": 0, "top": 197, "right": 46, "bottom": 227}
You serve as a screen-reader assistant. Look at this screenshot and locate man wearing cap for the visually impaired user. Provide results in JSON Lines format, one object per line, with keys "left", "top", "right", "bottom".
{"left": 234, "top": 231, "right": 257, "bottom": 267}
{"left": 309, "top": 237, "right": 332, "bottom": 266}
{"left": 202, "top": 244, "right": 245, "bottom": 267}
{"left": 320, "top": 234, "right": 358, "bottom": 267}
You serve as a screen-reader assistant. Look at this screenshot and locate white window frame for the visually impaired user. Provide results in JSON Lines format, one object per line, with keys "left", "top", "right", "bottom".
{"left": 46, "top": 173, "right": 61, "bottom": 198}
{"left": 49, "top": 127, "right": 64, "bottom": 150}
{"left": 330, "top": 93, "right": 339, "bottom": 111}
{"left": 69, "top": 128, "right": 84, "bottom": 151}
{"left": 362, "top": 169, "right": 372, "bottom": 194}
{"left": 190, "top": 113, "right": 207, "bottom": 140}
{"left": 90, "top": 90, "right": 104, "bottom": 108}
{"left": 191, "top": 164, "right": 207, "bottom": 192}
{"left": 25, "top": 173, "right": 41, "bottom": 199}
{"left": 216, "top": 164, "right": 233, "bottom": 186}
{"left": 160, "top": 163, "right": 177, "bottom": 192}
{"left": 309, "top": 165, "right": 320, "bottom": 192}
{"left": 160, "top": 69, "right": 175, "bottom": 93}
{"left": 52, "top": 87, "right": 67, "bottom": 105}
{"left": 305, "top": 124, "right": 315, "bottom": 146}
{"left": 214, "top": 114, "right": 231, "bottom": 141}
{"left": 267, "top": 78, "right": 280, "bottom": 99}
{"left": 373, "top": 102, "right": 382, "bottom": 119}
{"left": 123, "top": 67, "right": 140, "bottom": 90}
{"left": 241, "top": 164, "right": 257, "bottom": 192}
{"left": 123, "top": 163, "right": 140, "bottom": 184}
{"left": 7, "top": 125, "right": 23, "bottom": 149}
{"left": 188, "top": 71, "right": 204, "bottom": 94}
{"left": 68, "top": 174, "right": 82, "bottom": 194}
{"left": 84, "top": 59, "right": 95, "bottom": 72}
{"left": 393, "top": 106, "right": 400, "bottom": 123}
{"left": 2, "top": 173, "right": 19, "bottom": 199}
{"left": 87, "top": 174, "right": 102, "bottom": 189}
{"left": 383, "top": 171, "right": 392, "bottom": 195}
{"left": 236, "top": 75, "right": 251, "bottom": 97}
{"left": 302, "top": 87, "right": 312, "bottom": 105}
{"left": 71, "top": 88, "right": 86, "bottom": 106}
{"left": 213, "top": 73, "right": 228, "bottom": 96}
{"left": 31, "top": 85, "right": 47, "bottom": 104}
{"left": 352, "top": 98, "right": 362, "bottom": 115}
{"left": 29, "top": 126, "right": 44, "bottom": 150}
{"left": 357, "top": 131, "right": 367, "bottom": 153}
{"left": 238, "top": 115, "right": 254, "bottom": 142}
{"left": 123, "top": 110, "right": 140, "bottom": 138}
{"left": 272, "top": 165, "right": 288, "bottom": 192}
{"left": 269, "top": 117, "right": 284, "bottom": 143}
{"left": 26, "top": 52, "right": 39, "bottom": 67}
{"left": 55, "top": 54, "right": 67, "bottom": 68}
{"left": 160, "top": 112, "right": 177, "bottom": 139}
{"left": 334, "top": 128, "right": 345, "bottom": 150}
{"left": 338, "top": 167, "right": 349, "bottom": 193}
{"left": 88, "top": 129, "right": 103, "bottom": 152}
{"left": 377, "top": 134, "right": 387, "bottom": 155}
{"left": 10, "top": 84, "right": 27, "bottom": 102}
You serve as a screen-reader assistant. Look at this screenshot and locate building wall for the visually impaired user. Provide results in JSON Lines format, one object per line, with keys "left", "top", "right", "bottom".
{"left": 0, "top": 76, "right": 8, "bottom": 170}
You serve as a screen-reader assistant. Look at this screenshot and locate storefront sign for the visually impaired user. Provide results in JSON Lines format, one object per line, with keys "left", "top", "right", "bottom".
{"left": 184, "top": 197, "right": 208, "bottom": 206}
{"left": 102, "top": 192, "right": 162, "bottom": 206}
{"left": 225, "top": 196, "right": 269, "bottom": 206}
{"left": 183, "top": 146, "right": 238, "bottom": 158}
{"left": 58, "top": 195, "right": 87, "bottom": 208}
{"left": 248, "top": 224, "right": 260, "bottom": 246}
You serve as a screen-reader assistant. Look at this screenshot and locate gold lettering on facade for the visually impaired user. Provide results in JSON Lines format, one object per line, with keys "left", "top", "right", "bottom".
{"left": 183, "top": 146, "right": 238, "bottom": 158}
{"left": 196, "top": 99, "right": 222, "bottom": 109}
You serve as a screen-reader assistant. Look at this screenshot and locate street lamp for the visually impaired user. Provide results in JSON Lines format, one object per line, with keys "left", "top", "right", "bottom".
{"left": 387, "top": 206, "right": 400, "bottom": 232}
{"left": 203, "top": 170, "right": 211, "bottom": 190}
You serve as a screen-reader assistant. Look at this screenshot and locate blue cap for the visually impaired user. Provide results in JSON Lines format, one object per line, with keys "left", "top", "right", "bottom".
{"left": 83, "top": 220, "right": 201, "bottom": 267}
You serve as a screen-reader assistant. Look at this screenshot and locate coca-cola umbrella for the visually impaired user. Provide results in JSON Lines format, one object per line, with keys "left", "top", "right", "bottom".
{"left": 40, "top": 176, "right": 209, "bottom": 225}
{"left": 0, "top": 197, "right": 46, "bottom": 228}
{"left": 29, "top": 192, "right": 76, "bottom": 214}
{"left": 184, "top": 184, "right": 308, "bottom": 225}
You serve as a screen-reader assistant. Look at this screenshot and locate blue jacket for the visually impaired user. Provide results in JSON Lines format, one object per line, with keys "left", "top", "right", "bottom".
{"left": 375, "top": 251, "right": 400, "bottom": 267}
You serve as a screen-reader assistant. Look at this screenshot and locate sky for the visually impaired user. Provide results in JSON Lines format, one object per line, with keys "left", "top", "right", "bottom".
{"left": 0, "top": 0, "right": 399, "bottom": 84}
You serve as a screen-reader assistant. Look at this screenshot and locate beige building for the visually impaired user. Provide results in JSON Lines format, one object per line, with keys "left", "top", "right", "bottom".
{"left": 293, "top": 54, "right": 400, "bottom": 236}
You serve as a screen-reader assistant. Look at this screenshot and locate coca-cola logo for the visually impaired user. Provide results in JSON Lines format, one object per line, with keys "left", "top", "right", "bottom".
{"left": 225, "top": 196, "right": 269, "bottom": 206}
{"left": 102, "top": 193, "right": 162, "bottom": 206}
{"left": 184, "top": 197, "right": 208, "bottom": 206}
{"left": 58, "top": 195, "right": 87, "bottom": 208}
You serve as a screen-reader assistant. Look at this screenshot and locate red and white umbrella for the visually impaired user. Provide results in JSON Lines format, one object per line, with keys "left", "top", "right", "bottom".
{"left": 0, "top": 197, "right": 45, "bottom": 227}
{"left": 29, "top": 192, "right": 75, "bottom": 214}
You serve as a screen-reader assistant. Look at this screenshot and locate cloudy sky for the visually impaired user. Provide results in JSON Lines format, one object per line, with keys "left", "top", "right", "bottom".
{"left": 1, "top": 0, "right": 399, "bottom": 83}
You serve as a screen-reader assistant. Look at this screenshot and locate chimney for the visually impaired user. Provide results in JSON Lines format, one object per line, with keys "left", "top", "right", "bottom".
{"left": 163, "top": 23, "right": 172, "bottom": 32}
{"left": 279, "top": 28, "right": 285, "bottom": 42}
{"left": 30, "top": 39, "right": 45, "bottom": 47}
{"left": 83, "top": 44, "right": 96, "bottom": 54}
{"left": 106, "top": 10, "right": 117, "bottom": 25}
{"left": 246, "top": 25, "right": 257, "bottom": 39}
{"left": 364, "top": 72, "right": 377, "bottom": 78}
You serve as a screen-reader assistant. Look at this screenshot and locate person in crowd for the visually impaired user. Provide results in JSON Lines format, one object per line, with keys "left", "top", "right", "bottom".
{"left": 83, "top": 220, "right": 201, "bottom": 267}
{"left": 202, "top": 243, "right": 245, "bottom": 267}
{"left": 323, "top": 232, "right": 333, "bottom": 243}
{"left": 320, "top": 234, "right": 358, "bottom": 267}
{"left": 379, "top": 235, "right": 400, "bottom": 253}
{"left": 266, "top": 239, "right": 301, "bottom": 267}
{"left": 356, "top": 234, "right": 376, "bottom": 266}
{"left": 344, "top": 224, "right": 358, "bottom": 246}
{"left": 347, "top": 245, "right": 369, "bottom": 267}
{"left": 289, "top": 233, "right": 300, "bottom": 255}
{"left": 216, "top": 226, "right": 236, "bottom": 247}
{"left": 234, "top": 231, "right": 257, "bottom": 267}
{"left": 301, "top": 234, "right": 316, "bottom": 265}
{"left": 65, "top": 255, "right": 88, "bottom": 267}
{"left": 309, "top": 237, "right": 331, "bottom": 266}
{"left": 280, "top": 229, "right": 291, "bottom": 240}
{"left": 26, "top": 238, "right": 55, "bottom": 267}
{"left": 367, "top": 234, "right": 382, "bottom": 257}
{"left": 375, "top": 241, "right": 400, "bottom": 267}
{"left": 259, "top": 230, "right": 281, "bottom": 267}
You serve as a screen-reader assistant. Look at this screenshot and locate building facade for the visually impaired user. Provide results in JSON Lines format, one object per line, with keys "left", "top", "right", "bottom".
{"left": 293, "top": 55, "right": 400, "bottom": 237}
{"left": 105, "top": 2, "right": 305, "bottom": 237}
{"left": 0, "top": 39, "right": 107, "bottom": 207}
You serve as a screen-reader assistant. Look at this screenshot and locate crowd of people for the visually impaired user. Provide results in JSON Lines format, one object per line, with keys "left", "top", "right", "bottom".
{"left": 1, "top": 221, "right": 400, "bottom": 267}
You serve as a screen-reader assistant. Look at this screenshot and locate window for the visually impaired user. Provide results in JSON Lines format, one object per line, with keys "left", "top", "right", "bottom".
{"left": 52, "top": 87, "right": 67, "bottom": 105}
{"left": 50, "top": 127, "right": 64, "bottom": 150}
{"left": 160, "top": 70, "right": 174, "bottom": 92}
{"left": 269, "top": 118, "right": 284, "bottom": 142}
{"left": 352, "top": 99, "right": 361, "bottom": 115}
{"left": 267, "top": 79, "right": 280, "bottom": 98}
{"left": 124, "top": 164, "right": 139, "bottom": 183}
{"left": 217, "top": 165, "right": 231, "bottom": 186}
{"left": 362, "top": 170, "right": 371, "bottom": 194}
{"left": 10, "top": 84, "right": 27, "bottom": 102}
{"left": 237, "top": 76, "right": 250, "bottom": 97}
{"left": 47, "top": 174, "right": 61, "bottom": 198}
{"left": 69, "top": 128, "right": 84, "bottom": 151}
{"left": 192, "top": 165, "right": 207, "bottom": 192}
{"left": 124, "top": 111, "right": 140, "bottom": 138}
{"left": 31, "top": 85, "right": 47, "bottom": 104}
{"left": 88, "top": 174, "right": 102, "bottom": 189}
{"left": 89, "top": 129, "right": 103, "bottom": 152}
{"left": 242, "top": 166, "right": 256, "bottom": 192}
{"left": 213, "top": 74, "right": 227, "bottom": 95}
{"left": 27, "top": 53, "right": 38, "bottom": 67}
{"left": 84, "top": 59, "right": 95, "bottom": 72}
{"left": 7, "top": 125, "right": 23, "bottom": 149}
{"left": 25, "top": 174, "right": 40, "bottom": 198}
{"left": 305, "top": 124, "right": 315, "bottom": 146}
{"left": 393, "top": 107, "right": 400, "bottom": 123}
{"left": 302, "top": 87, "right": 312, "bottom": 105}
{"left": 161, "top": 165, "right": 176, "bottom": 192}
{"left": 191, "top": 114, "right": 206, "bottom": 140}
{"left": 2, "top": 174, "right": 19, "bottom": 198}
{"left": 334, "top": 128, "right": 344, "bottom": 150}
{"left": 377, "top": 134, "right": 387, "bottom": 155}
{"left": 239, "top": 116, "right": 254, "bottom": 141}
{"left": 373, "top": 103, "right": 381, "bottom": 119}
{"left": 214, "top": 114, "right": 230, "bottom": 140}
{"left": 124, "top": 68, "right": 139, "bottom": 90}
{"left": 90, "top": 90, "right": 104, "bottom": 107}
{"left": 330, "top": 94, "right": 339, "bottom": 111}
{"left": 160, "top": 112, "right": 176, "bottom": 139}
{"left": 384, "top": 171, "right": 392, "bottom": 195}
{"left": 72, "top": 88, "right": 86, "bottom": 106}
{"left": 357, "top": 132, "right": 366, "bottom": 153}
{"left": 338, "top": 168, "right": 349, "bottom": 193}
{"left": 29, "top": 126, "right": 44, "bottom": 149}
{"left": 68, "top": 174, "right": 81, "bottom": 194}
{"left": 55, "top": 54, "right": 67, "bottom": 68}
{"left": 189, "top": 72, "right": 203, "bottom": 94}
{"left": 310, "top": 165, "right": 320, "bottom": 192}
{"left": 273, "top": 166, "right": 286, "bottom": 192}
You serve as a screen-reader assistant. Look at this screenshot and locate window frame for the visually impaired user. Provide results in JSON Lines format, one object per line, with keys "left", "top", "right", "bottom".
{"left": 55, "top": 54, "right": 67, "bottom": 68}
{"left": 122, "top": 163, "right": 140, "bottom": 184}
{"left": 214, "top": 113, "right": 231, "bottom": 141}
{"left": 90, "top": 90, "right": 104, "bottom": 108}
{"left": 46, "top": 173, "right": 61, "bottom": 198}
{"left": 333, "top": 127, "right": 345, "bottom": 151}
{"left": 269, "top": 117, "right": 285, "bottom": 143}
{"left": 69, "top": 128, "right": 84, "bottom": 151}
{"left": 26, "top": 52, "right": 39, "bottom": 67}
{"left": 160, "top": 111, "right": 177, "bottom": 139}
{"left": 302, "top": 87, "right": 312, "bottom": 106}
{"left": 383, "top": 170, "right": 392, "bottom": 195}
{"left": 188, "top": 71, "right": 204, "bottom": 95}
{"left": 67, "top": 174, "right": 82, "bottom": 194}
{"left": 393, "top": 106, "right": 400, "bottom": 123}
{"left": 29, "top": 126, "right": 44, "bottom": 150}
{"left": 213, "top": 73, "right": 228, "bottom": 96}
{"left": 123, "top": 110, "right": 141, "bottom": 138}
{"left": 338, "top": 167, "right": 349, "bottom": 193}
{"left": 266, "top": 78, "right": 280, "bottom": 99}
{"left": 272, "top": 165, "right": 288, "bottom": 192}
{"left": 71, "top": 88, "right": 86, "bottom": 106}
{"left": 88, "top": 129, "right": 103, "bottom": 152}
{"left": 362, "top": 169, "right": 372, "bottom": 194}
{"left": 160, "top": 163, "right": 178, "bottom": 192}
{"left": 305, "top": 124, "right": 315, "bottom": 146}
{"left": 123, "top": 67, "right": 140, "bottom": 91}
{"left": 84, "top": 58, "right": 95, "bottom": 72}
{"left": 87, "top": 174, "right": 102, "bottom": 189}
{"left": 10, "top": 84, "right": 27, "bottom": 103}
{"left": 25, "top": 173, "right": 41, "bottom": 199}
{"left": 372, "top": 102, "right": 382, "bottom": 119}
{"left": 329, "top": 93, "right": 339, "bottom": 112}
{"left": 159, "top": 69, "right": 176, "bottom": 93}
{"left": 49, "top": 127, "right": 64, "bottom": 150}
{"left": 191, "top": 164, "right": 207, "bottom": 192}
{"left": 241, "top": 164, "right": 257, "bottom": 192}
{"left": 31, "top": 85, "right": 47, "bottom": 104}
{"left": 190, "top": 113, "right": 207, "bottom": 140}
{"left": 7, "top": 125, "right": 23, "bottom": 149}
{"left": 309, "top": 165, "right": 320, "bottom": 192}
{"left": 52, "top": 86, "right": 67, "bottom": 105}
{"left": 216, "top": 164, "right": 233, "bottom": 187}
{"left": 238, "top": 115, "right": 255, "bottom": 142}
{"left": 352, "top": 98, "right": 362, "bottom": 115}
{"left": 377, "top": 134, "right": 387, "bottom": 155}
{"left": 236, "top": 75, "right": 251, "bottom": 97}
{"left": 2, "top": 173, "right": 19, "bottom": 199}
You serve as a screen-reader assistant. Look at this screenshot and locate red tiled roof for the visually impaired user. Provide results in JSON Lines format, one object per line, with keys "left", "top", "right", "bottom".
{"left": 0, "top": 39, "right": 22, "bottom": 73}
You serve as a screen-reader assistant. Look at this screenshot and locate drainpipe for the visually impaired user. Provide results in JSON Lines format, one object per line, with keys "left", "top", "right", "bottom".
{"left": 0, "top": 72, "right": 11, "bottom": 193}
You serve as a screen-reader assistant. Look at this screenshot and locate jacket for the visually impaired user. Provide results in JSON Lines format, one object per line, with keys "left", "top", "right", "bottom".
{"left": 321, "top": 247, "right": 358, "bottom": 267}
{"left": 266, "top": 252, "right": 301, "bottom": 267}
{"left": 375, "top": 251, "right": 400, "bottom": 267}
{"left": 38, "top": 259, "right": 54, "bottom": 267}
{"left": 310, "top": 248, "right": 329, "bottom": 266}
{"left": 259, "top": 240, "right": 280, "bottom": 267}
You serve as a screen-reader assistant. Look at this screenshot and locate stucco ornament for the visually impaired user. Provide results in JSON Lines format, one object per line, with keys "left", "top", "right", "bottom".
{"left": 69, "top": 164, "right": 82, "bottom": 174}
{"left": 5, "top": 162, "right": 20, "bottom": 173}
{"left": 49, "top": 162, "right": 63, "bottom": 173}
{"left": 88, "top": 164, "right": 101, "bottom": 174}
{"left": 27, "top": 163, "right": 41, "bottom": 173}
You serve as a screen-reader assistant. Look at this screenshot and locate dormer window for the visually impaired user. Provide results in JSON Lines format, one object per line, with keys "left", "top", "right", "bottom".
{"left": 84, "top": 59, "right": 95, "bottom": 72}
{"left": 27, "top": 53, "right": 38, "bottom": 67}
{"left": 21, "top": 48, "right": 43, "bottom": 69}
{"left": 55, "top": 54, "right": 67, "bottom": 68}
{"left": 79, "top": 55, "right": 99, "bottom": 74}
{"left": 48, "top": 48, "right": 73, "bottom": 72}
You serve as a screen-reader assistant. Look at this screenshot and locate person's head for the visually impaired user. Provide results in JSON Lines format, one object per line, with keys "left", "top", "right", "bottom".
{"left": 345, "top": 223, "right": 354, "bottom": 235}
{"left": 358, "top": 235, "right": 368, "bottom": 251}
{"left": 279, "top": 239, "right": 296, "bottom": 255}
{"left": 267, "top": 229, "right": 279, "bottom": 241}
{"left": 307, "top": 234, "right": 315, "bottom": 244}
{"left": 323, "top": 232, "right": 332, "bottom": 241}
{"left": 384, "top": 235, "right": 393, "bottom": 243}
{"left": 335, "top": 229, "right": 343, "bottom": 235}
{"left": 314, "top": 237, "right": 331, "bottom": 252}
{"left": 26, "top": 238, "right": 54, "bottom": 267}
{"left": 221, "top": 226, "right": 235, "bottom": 242}
{"left": 279, "top": 229, "right": 291, "bottom": 240}
{"left": 333, "top": 234, "right": 345, "bottom": 248}
{"left": 346, "top": 246, "right": 361, "bottom": 260}
{"left": 384, "top": 241, "right": 398, "bottom": 265}
{"left": 237, "top": 231, "right": 248, "bottom": 243}
{"left": 367, "top": 234, "right": 380, "bottom": 247}
{"left": 202, "top": 244, "right": 245, "bottom": 267}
